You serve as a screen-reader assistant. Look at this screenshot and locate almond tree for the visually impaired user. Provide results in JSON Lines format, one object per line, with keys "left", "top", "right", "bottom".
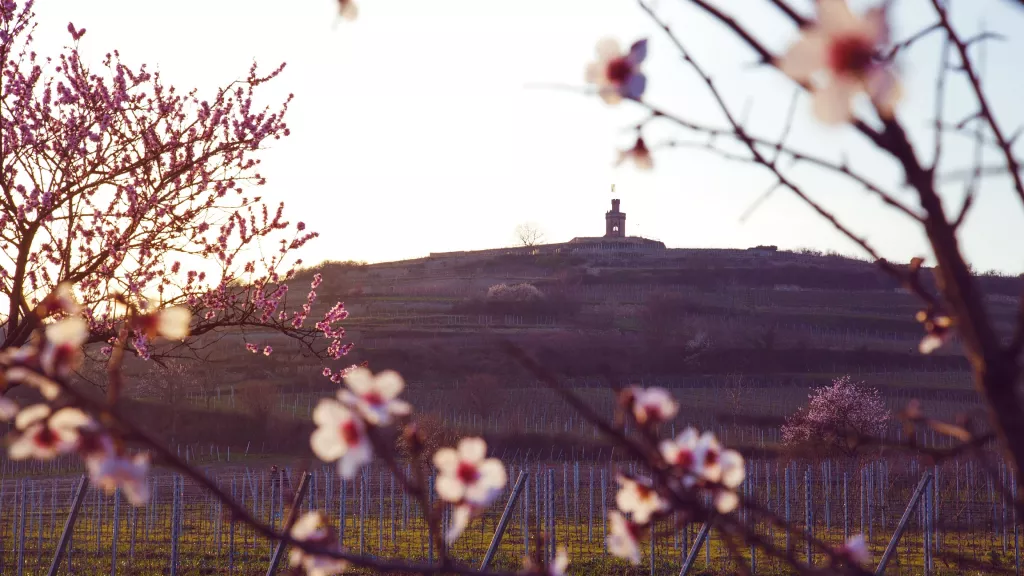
{"left": 0, "top": 2, "right": 349, "bottom": 370}
{"left": 782, "top": 375, "right": 890, "bottom": 457}
{"left": 590, "top": 0, "right": 1021, "bottom": 500}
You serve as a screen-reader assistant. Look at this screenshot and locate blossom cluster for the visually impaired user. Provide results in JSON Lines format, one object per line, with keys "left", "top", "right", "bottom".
{"left": 296, "top": 367, "right": 512, "bottom": 574}
{"left": 0, "top": 284, "right": 192, "bottom": 506}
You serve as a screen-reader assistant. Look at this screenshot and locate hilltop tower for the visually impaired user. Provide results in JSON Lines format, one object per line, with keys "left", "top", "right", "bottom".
{"left": 605, "top": 198, "right": 625, "bottom": 238}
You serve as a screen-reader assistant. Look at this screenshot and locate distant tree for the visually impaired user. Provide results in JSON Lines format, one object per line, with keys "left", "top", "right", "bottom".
{"left": 486, "top": 283, "right": 544, "bottom": 302}
{"left": 514, "top": 223, "right": 545, "bottom": 247}
{"left": 782, "top": 376, "right": 890, "bottom": 457}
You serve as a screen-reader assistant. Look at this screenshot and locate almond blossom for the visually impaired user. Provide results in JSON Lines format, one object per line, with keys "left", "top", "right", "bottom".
{"left": 660, "top": 427, "right": 745, "bottom": 513}
{"left": 337, "top": 0, "right": 358, "bottom": 21}
{"left": 8, "top": 405, "right": 90, "bottom": 460}
{"left": 289, "top": 511, "right": 349, "bottom": 576}
{"left": 616, "top": 137, "right": 653, "bottom": 171}
{"left": 339, "top": 367, "right": 411, "bottom": 425}
{"left": 134, "top": 306, "right": 192, "bottom": 341}
{"left": 39, "top": 317, "right": 89, "bottom": 379}
{"left": 606, "top": 511, "right": 641, "bottom": 565}
{"left": 615, "top": 474, "right": 667, "bottom": 524}
{"left": 433, "top": 437, "right": 507, "bottom": 506}
{"left": 659, "top": 427, "right": 701, "bottom": 486}
{"left": 840, "top": 534, "right": 869, "bottom": 564}
{"left": 88, "top": 451, "right": 151, "bottom": 505}
{"left": 629, "top": 386, "right": 678, "bottom": 425}
{"left": 778, "top": 0, "right": 899, "bottom": 124}
{"left": 916, "top": 310, "right": 952, "bottom": 354}
{"left": 38, "top": 283, "right": 81, "bottom": 317}
{"left": 446, "top": 504, "right": 475, "bottom": 544}
{"left": 585, "top": 38, "right": 648, "bottom": 105}
{"left": 310, "top": 398, "right": 373, "bottom": 479}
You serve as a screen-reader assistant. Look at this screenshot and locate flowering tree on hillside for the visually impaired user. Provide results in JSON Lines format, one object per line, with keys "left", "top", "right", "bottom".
{"left": 0, "top": 3, "right": 349, "bottom": 374}
{"left": 782, "top": 375, "right": 890, "bottom": 457}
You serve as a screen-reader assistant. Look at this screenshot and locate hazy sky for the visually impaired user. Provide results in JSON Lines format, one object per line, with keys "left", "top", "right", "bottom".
{"left": 26, "top": 0, "right": 1024, "bottom": 273}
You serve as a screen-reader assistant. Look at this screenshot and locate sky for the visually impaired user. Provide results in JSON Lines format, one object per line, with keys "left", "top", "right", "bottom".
{"left": 24, "top": 0, "right": 1024, "bottom": 274}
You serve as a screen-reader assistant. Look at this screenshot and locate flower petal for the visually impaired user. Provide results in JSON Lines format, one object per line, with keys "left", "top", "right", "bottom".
{"left": 310, "top": 426, "right": 346, "bottom": 462}
{"left": 719, "top": 450, "right": 746, "bottom": 488}
{"left": 595, "top": 37, "right": 622, "bottom": 60}
{"left": 812, "top": 76, "right": 858, "bottom": 125}
{"left": 373, "top": 370, "right": 405, "bottom": 399}
{"left": 778, "top": 32, "right": 827, "bottom": 83}
{"left": 15, "top": 403, "right": 50, "bottom": 430}
{"left": 621, "top": 73, "right": 646, "bottom": 100}
{"left": 627, "top": 39, "right": 648, "bottom": 65}
{"left": 49, "top": 407, "right": 91, "bottom": 431}
{"left": 313, "top": 399, "right": 348, "bottom": 427}
{"left": 818, "top": 0, "right": 859, "bottom": 36}
{"left": 867, "top": 67, "right": 901, "bottom": 119}
{"left": 435, "top": 474, "right": 466, "bottom": 502}
{"left": 715, "top": 489, "right": 739, "bottom": 513}
{"left": 157, "top": 307, "right": 191, "bottom": 340}
{"left": 343, "top": 367, "right": 373, "bottom": 394}
{"left": 432, "top": 447, "right": 459, "bottom": 473}
{"left": 457, "top": 437, "right": 487, "bottom": 463}
{"left": 337, "top": 441, "right": 371, "bottom": 479}
{"left": 445, "top": 505, "right": 472, "bottom": 544}
{"left": 45, "top": 317, "right": 88, "bottom": 347}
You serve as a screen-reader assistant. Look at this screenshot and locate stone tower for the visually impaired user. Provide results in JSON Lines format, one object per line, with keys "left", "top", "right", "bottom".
{"left": 605, "top": 198, "right": 625, "bottom": 238}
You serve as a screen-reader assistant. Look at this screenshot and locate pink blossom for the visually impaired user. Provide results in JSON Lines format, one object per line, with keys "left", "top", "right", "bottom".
{"left": 585, "top": 38, "right": 648, "bottom": 105}
{"left": 615, "top": 474, "right": 667, "bottom": 524}
{"left": 629, "top": 386, "right": 678, "bottom": 425}
{"left": 339, "top": 367, "right": 411, "bottom": 425}
{"left": 310, "top": 398, "right": 373, "bottom": 479}
{"left": 779, "top": 0, "right": 900, "bottom": 124}
{"left": 616, "top": 137, "right": 653, "bottom": 171}
{"left": 606, "top": 511, "right": 641, "bottom": 565}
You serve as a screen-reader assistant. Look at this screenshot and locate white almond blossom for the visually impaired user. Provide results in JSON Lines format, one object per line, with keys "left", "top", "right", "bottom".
{"left": 39, "top": 317, "right": 88, "bottom": 378}
{"left": 289, "top": 511, "right": 349, "bottom": 576}
{"left": 339, "top": 367, "right": 411, "bottom": 425}
{"left": 585, "top": 38, "right": 648, "bottom": 105}
{"left": 778, "top": 0, "right": 899, "bottom": 124}
{"left": 659, "top": 427, "right": 700, "bottom": 486}
{"left": 841, "top": 534, "right": 870, "bottom": 564}
{"left": 337, "top": 0, "right": 358, "bottom": 21}
{"left": 89, "top": 451, "right": 151, "bottom": 505}
{"left": 8, "top": 405, "right": 89, "bottom": 460}
{"left": 433, "top": 437, "right": 507, "bottom": 507}
{"left": 629, "top": 386, "right": 678, "bottom": 425}
{"left": 310, "top": 398, "right": 373, "bottom": 479}
{"left": 606, "top": 511, "right": 641, "bottom": 565}
{"left": 616, "top": 137, "right": 653, "bottom": 171}
{"left": 615, "top": 474, "right": 667, "bottom": 524}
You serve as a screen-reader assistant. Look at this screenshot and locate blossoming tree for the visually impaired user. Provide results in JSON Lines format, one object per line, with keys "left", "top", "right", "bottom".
{"left": 782, "top": 375, "right": 891, "bottom": 457}
{"left": 0, "top": 2, "right": 349, "bottom": 372}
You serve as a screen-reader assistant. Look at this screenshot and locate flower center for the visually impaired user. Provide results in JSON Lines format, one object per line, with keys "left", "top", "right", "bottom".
{"left": 828, "top": 35, "right": 874, "bottom": 76}
{"left": 456, "top": 461, "right": 480, "bottom": 485}
{"left": 606, "top": 57, "right": 633, "bottom": 84}
{"left": 340, "top": 420, "right": 361, "bottom": 445}
{"left": 363, "top": 391, "right": 384, "bottom": 406}
{"left": 674, "top": 449, "right": 694, "bottom": 469}
{"left": 704, "top": 449, "right": 718, "bottom": 467}
{"left": 34, "top": 426, "right": 57, "bottom": 447}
